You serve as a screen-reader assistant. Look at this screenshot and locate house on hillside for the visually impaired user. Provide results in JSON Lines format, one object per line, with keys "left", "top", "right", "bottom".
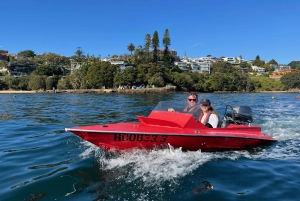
{"left": 274, "top": 65, "right": 291, "bottom": 72}
{"left": 222, "top": 57, "right": 236, "bottom": 63}
{"left": 70, "top": 59, "right": 82, "bottom": 71}
{"left": 8, "top": 62, "right": 37, "bottom": 77}
{"left": 251, "top": 65, "right": 265, "bottom": 75}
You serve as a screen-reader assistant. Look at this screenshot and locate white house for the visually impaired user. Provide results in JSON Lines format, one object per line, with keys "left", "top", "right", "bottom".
{"left": 251, "top": 65, "right": 265, "bottom": 75}
{"left": 222, "top": 57, "right": 236, "bottom": 63}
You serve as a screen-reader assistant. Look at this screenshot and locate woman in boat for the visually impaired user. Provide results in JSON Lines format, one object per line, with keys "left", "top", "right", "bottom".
{"left": 199, "top": 99, "right": 220, "bottom": 128}
{"left": 168, "top": 93, "right": 202, "bottom": 119}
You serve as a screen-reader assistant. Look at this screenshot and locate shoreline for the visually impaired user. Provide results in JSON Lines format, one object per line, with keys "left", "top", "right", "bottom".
{"left": 0, "top": 88, "right": 298, "bottom": 94}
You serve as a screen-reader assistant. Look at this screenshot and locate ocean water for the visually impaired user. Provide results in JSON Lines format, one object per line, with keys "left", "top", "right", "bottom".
{"left": 0, "top": 92, "right": 300, "bottom": 201}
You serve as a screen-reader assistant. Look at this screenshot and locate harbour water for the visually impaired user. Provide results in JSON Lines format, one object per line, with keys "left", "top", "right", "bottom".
{"left": 1, "top": 93, "right": 300, "bottom": 201}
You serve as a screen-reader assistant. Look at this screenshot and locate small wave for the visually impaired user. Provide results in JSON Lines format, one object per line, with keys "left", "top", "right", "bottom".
{"left": 4, "top": 146, "right": 43, "bottom": 153}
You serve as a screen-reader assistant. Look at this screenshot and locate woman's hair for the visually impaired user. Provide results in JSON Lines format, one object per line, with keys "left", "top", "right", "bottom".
{"left": 209, "top": 106, "right": 220, "bottom": 121}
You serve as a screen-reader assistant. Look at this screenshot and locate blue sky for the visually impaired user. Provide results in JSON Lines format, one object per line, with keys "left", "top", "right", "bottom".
{"left": 1, "top": 0, "right": 299, "bottom": 64}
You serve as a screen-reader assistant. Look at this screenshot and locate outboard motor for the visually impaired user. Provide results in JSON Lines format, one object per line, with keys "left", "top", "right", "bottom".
{"left": 221, "top": 105, "right": 253, "bottom": 127}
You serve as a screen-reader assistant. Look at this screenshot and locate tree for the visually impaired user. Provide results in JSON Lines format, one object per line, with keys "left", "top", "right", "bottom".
{"left": 57, "top": 76, "right": 72, "bottom": 90}
{"left": 163, "top": 29, "right": 171, "bottom": 68}
{"left": 144, "top": 34, "right": 151, "bottom": 53}
{"left": 46, "top": 76, "right": 59, "bottom": 90}
{"left": 280, "top": 72, "right": 300, "bottom": 89}
{"left": 40, "top": 52, "right": 65, "bottom": 67}
{"left": 18, "top": 50, "right": 35, "bottom": 58}
{"left": 127, "top": 43, "right": 135, "bottom": 55}
{"left": 252, "top": 55, "right": 265, "bottom": 67}
{"left": 85, "top": 61, "right": 119, "bottom": 89}
{"left": 33, "top": 64, "right": 63, "bottom": 76}
{"left": 68, "top": 70, "right": 87, "bottom": 89}
{"left": 269, "top": 59, "right": 278, "bottom": 65}
{"left": 171, "top": 72, "right": 194, "bottom": 91}
{"left": 114, "top": 67, "right": 138, "bottom": 86}
{"left": 28, "top": 74, "right": 46, "bottom": 90}
{"left": 75, "top": 47, "right": 85, "bottom": 62}
{"left": 151, "top": 31, "right": 159, "bottom": 63}
{"left": 288, "top": 61, "right": 300, "bottom": 69}
{"left": 211, "top": 62, "right": 235, "bottom": 74}
{"left": 0, "top": 79, "right": 8, "bottom": 90}
{"left": 163, "top": 29, "right": 171, "bottom": 48}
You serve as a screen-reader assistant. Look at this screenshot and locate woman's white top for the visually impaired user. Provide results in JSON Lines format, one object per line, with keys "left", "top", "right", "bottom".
{"left": 200, "top": 113, "right": 219, "bottom": 128}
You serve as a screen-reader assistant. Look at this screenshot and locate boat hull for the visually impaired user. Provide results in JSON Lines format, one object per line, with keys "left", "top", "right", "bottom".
{"left": 66, "top": 110, "right": 276, "bottom": 151}
{"left": 66, "top": 123, "right": 276, "bottom": 151}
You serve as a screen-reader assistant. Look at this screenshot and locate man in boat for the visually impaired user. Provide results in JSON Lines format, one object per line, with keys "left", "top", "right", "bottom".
{"left": 199, "top": 99, "right": 220, "bottom": 128}
{"left": 168, "top": 93, "right": 202, "bottom": 119}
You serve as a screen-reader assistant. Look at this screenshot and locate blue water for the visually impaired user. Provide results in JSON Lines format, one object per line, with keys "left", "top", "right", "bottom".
{"left": 1, "top": 93, "right": 300, "bottom": 201}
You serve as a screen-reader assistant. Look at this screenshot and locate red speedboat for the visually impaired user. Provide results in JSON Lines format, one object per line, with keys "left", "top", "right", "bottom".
{"left": 65, "top": 101, "right": 276, "bottom": 151}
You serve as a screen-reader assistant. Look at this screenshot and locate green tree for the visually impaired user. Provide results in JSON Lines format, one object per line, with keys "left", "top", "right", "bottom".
{"left": 280, "top": 72, "right": 300, "bottom": 89}
{"left": 68, "top": 70, "right": 87, "bottom": 89}
{"left": 33, "top": 65, "right": 63, "bottom": 76}
{"left": 162, "top": 29, "right": 171, "bottom": 68}
{"left": 75, "top": 47, "right": 85, "bottom": 62}
{"left": 252, "top": 55, "right": 265, "bottom": 66}
{"left": 268, "top": 59, "right": 278, "bottom": 65}
{"left": 0, "top": 79, "right": 8, "bottom": 90}
{"left": 151, "top": 31, "right": 159, "bottom": 63}
{"left": 171, "top": 72, "right": 193, "bottom": 91}
{"left": 114, "top": 67, "right": 138, "bottom": 86}
{"left": 288, "top": 61, "right": 300, "bottom": 69}
{"left": 85, "top": 61, "right": 119, "bottom": 89}
{"left": 57, "top": 76, "right": 72, "bottom": 89}
{"left": 40, "top": 53, "right": 66, "bottom": 67}
{"left": 190, "top": 72, "right": 207, "bottom": 91}
{"left": 28, "top": 74, "right": 46, "bottom": 90}
{"left": 18, "top": 50, "right": 35, "bottom": 58}
{"left": 127, "top": 43, "right": 135, "bottom": 55}
{"left": 4, "top": 77, "right": 25, "bottom": 90}
{"left": 18, "top": 76, "right": 30, "bottom": 90}
{"left": 144, "top": 34, "right": 151, "bottom": 54}
{"left": 45, "top": 76, "right": 60, "bottom": 90}
{"left": 211, "top": 62, "right": 235, "bottom": 74}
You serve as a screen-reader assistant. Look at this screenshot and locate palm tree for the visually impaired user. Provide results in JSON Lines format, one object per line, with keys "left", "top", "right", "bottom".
{"left": 127, "top": 43, "right": 135, "bottom": 55}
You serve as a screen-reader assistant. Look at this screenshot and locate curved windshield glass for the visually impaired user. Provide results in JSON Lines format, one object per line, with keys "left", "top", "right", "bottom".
{"left": 153, "top": 101, "right": 202, "bottom": 119}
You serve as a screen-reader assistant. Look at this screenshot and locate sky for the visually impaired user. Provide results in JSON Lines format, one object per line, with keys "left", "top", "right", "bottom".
{"left": 1, "top": 0, "right": 299, "bottom": 64}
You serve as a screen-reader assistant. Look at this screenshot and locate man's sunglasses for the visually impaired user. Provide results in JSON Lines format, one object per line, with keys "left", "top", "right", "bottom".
{"left": 188, "top": 99, "right": 197, "bottom": 102}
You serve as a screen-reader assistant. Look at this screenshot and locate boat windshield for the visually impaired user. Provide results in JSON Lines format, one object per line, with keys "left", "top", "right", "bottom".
{"left": 152, "top": 101, "right": 202, "bottom": 117}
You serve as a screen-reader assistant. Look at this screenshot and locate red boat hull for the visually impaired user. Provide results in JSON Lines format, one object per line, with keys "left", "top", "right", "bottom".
{"left": 69, "top": 130, "right": 275, "bottom": 151}
{"left": 66, "top": 111, "right": 276, "bottom": 151}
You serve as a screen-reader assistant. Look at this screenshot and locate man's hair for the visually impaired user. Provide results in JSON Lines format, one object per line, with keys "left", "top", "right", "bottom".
{"left": 188, "top": 92, "right": 198, "bottom": 100}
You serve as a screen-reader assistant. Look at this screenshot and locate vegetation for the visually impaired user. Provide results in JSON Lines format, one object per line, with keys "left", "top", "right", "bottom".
{"left": 288, "top": 61, "right": 300, "bottom": 70}
{"left": 127, "top": 43, "right": 135, "bottom": 55}
{"left": 0, "top": 29, "right": 299, "bottom": 93}
{"left": 280, "top": 72, "right": 300, "bottom": 89}
{"left": 151, "top": 31, "right": 159, "bottom": 63}
{"left": 251, "top": 76, "right": 285, "bottom": 91}
{"left": 162, "top": 29, "right": 171, "bottom": 68}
